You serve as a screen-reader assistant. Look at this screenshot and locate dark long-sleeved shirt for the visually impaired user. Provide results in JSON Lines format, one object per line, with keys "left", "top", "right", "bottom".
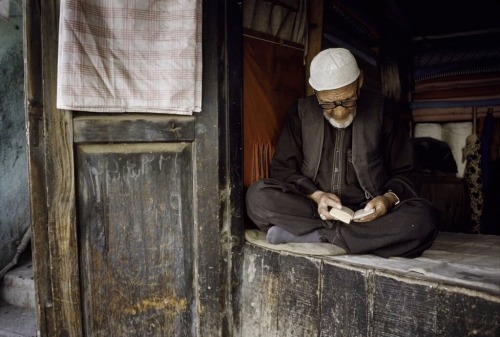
{"left": 270, "top": 99, "right": 419, "bottom": 209}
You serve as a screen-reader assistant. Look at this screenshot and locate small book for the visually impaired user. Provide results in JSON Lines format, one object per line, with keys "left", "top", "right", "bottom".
{"left": 329, "top": 206, "right": 375, "bottom": 224}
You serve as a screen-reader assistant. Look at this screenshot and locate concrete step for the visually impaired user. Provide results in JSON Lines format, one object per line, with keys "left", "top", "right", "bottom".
{"left": 0, "top": 261, "right": 35, "bottom": 309}
{"left": 0, "top": 300, "right": 37, "bottom": 337}
{"left": 0, "top": 260, "right": 37, "bottom": 337}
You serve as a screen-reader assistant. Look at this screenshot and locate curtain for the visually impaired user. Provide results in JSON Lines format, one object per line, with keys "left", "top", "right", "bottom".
{"left": 243, "top": 33, "right": 305, "bottom": 188}
{"left": 57, "top": 0, "right": 202, "bottom": 114}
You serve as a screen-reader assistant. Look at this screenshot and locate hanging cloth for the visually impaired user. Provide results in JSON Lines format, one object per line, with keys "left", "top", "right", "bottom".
{"left": 481, "top": 109, "right": 494, "bottom": 194}
{"left": 462, "top": 108, "right": 483, "bottom": 233}
{"left": 57, "top": 0, "right": 202, "bottom": 114}
{"left": 243, "top": 33, "right": 305, "bottom": 188}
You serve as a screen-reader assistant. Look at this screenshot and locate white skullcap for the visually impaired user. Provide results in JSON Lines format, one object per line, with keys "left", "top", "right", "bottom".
{"left": 309, "top": 48, "right": 360, "bottom": 91}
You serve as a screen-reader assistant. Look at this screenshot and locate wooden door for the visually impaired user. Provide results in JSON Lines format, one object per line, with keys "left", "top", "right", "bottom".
{"left": 24, "top": 1, "right": 243, "bottom": 336}
{"left": 75, "top": 119, "right": 195, "bottom": 336}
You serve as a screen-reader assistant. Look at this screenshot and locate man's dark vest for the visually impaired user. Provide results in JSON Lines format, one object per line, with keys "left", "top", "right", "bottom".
{"left": 298, "top": 91, "right": 388, "bottom": 198}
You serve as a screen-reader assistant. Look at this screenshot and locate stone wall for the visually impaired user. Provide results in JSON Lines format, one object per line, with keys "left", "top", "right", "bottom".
{"left": 0, "top": 0, "right": 29, "bottom": 270}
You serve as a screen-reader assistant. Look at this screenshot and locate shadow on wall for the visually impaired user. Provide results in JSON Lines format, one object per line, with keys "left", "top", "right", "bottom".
{"left": 0, "top": 0, "right": 30, "bottom": 272}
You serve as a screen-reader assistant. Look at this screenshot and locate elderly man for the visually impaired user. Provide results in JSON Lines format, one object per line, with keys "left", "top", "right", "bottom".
{"left": 246, "top": 48, "right": 438, "bottom": 258}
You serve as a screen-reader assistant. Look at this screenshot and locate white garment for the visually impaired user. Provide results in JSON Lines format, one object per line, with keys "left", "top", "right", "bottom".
{"left": 57, "top": 0, "right": 202, "bottom": 114}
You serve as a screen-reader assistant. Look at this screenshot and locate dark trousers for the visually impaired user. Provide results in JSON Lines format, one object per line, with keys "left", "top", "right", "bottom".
{"left": 246, "top": 179, "right": 439, "bottom": 258}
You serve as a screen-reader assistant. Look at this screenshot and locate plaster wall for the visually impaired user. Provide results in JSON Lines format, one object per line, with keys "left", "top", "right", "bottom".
{"left": 0, "top": 0, "right": 29, "bottom": 270}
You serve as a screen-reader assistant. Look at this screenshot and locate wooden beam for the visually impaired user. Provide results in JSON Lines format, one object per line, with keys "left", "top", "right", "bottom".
{"left": 73, "top": 114, "right": 195, "bottom": 143}
{"left": 194, "top": 0, "right": 242, "bottom": 335}
{"left": 23, "top": 0, "right": 50, "bottom": 335}
{"left": 305, "top": 0, "right": 324, "bottom": 96}
{"left": 24, "top": 0, "right": 84, "bottom": 335}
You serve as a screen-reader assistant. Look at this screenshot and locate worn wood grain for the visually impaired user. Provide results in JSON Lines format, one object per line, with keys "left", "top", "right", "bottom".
{"left": 192, "top": 1, "right": 228, "bottom": 336}
{"left": 320, "top": 262, "right": 369, "bottom": 337}
{"left": 239, "top": 241, "right": 500, "bottom": 337}
{"left": 24, "top": 0, "right": 240, "bottom": 336}
{"left": 277, "top": 254, "right": 321, "bottom": 337}
{"left": 23, "top": 1, "right": 50, "bottom": 335}
{"left": 223, "top": 2, "right": 244, "bottom": 335}
{"left": 73, "top": 114, "right": 195, "bottom": 143}
{"left": 305, "top": 0, "right": 324, "bottom": 96}
{"left": 77, "top": 143, "right": 194, "bottom": 336}
{"left": 239, "top": 245, "right": 281, "bottom": 337}
{"left": 372, "top": 274, "right": 438, "bottom": 337}
{"left": 38, "top": 0, "right": 84, "bottom": 335}
{"left": 436, "top": 289, "right": 500, "bottom": 337}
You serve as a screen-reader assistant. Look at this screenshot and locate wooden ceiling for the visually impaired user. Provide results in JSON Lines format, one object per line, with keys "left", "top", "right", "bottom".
{"left": 324, "top": 0, "right": 500, "bottom": 40}
{"left": 396, "top": 0, "right": 500, "bottom": 37}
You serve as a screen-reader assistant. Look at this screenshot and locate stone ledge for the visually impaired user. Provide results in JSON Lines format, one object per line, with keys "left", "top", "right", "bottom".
{"left": 238, "top": 231, "right": 500, "bottom": 337}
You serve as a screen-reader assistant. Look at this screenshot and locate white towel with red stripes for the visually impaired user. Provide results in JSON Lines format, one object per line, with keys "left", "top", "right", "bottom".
{"left": 57, "top": 0, "right": 201, "bottom": 114}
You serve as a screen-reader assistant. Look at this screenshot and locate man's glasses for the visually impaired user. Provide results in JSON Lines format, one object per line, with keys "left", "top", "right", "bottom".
{"left": 317, "top": 97, "right": 358, "bottom": 109}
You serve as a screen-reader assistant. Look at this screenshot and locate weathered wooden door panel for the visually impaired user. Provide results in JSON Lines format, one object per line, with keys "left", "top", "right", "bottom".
{"left": 73, "top": 114, "right": 195, "bottom": 143}
{"left": 77, "top": 143, "right": 194, "bottom": 337}
{"left": 25, "top": 1, "right": 242, "bottom": 336}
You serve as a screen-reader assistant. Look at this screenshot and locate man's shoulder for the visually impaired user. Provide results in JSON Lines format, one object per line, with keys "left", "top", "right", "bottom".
{"left": 296, "top": 96, "right": 324, "bottom": 134}
{"left": 298, "top": 95, "right": 317, "bottom": 105}
{"left": 297, "top": 95, "right": 320, "bottom": 116}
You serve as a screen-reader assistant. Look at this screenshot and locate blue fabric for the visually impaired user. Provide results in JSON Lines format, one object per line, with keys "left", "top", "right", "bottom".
{"left": 413, "top": 62, "right": 500, "bottom": 83}
{"left": 410, "top": 98, "right": 500, "bottom": 109}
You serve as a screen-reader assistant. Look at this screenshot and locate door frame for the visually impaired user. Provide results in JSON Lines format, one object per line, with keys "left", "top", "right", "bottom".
{"left": 23, "top": 0, "right": 243, "bottom": 336}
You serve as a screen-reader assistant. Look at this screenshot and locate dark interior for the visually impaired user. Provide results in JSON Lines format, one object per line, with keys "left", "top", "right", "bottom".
{"left": 242, "top": 0, "right": 500, "bottom": 235}
{"left": 396, "top": 0, "right": 500, "bottom": 36}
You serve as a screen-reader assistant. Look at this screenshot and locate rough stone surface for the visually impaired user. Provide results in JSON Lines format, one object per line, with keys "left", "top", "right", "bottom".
{"left": 0, "top": 300, "right": 37, "bottom": 337}
{"left": 0, "top": 0, "right": 29, "bottom": 271}
{"left": 0, "top": 260, "right": 35, "bottom": 309}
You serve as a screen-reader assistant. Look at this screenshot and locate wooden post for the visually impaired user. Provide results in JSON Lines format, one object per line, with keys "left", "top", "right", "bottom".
{"left": 24, "top": 0, "right": 84, "bottom": 336}
{"left": 305, "top": 0, "right": 324, "bottom": 96}
{"left": 23, "top": 0, "right": 49, "bottom": 335}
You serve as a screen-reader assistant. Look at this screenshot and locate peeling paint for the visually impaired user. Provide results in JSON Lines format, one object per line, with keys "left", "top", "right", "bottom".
{"left": 123, "top": 297, "right": 188, "bottom": 315}
{"left": 246, "top": 254, "right": 256, "bottom": 283}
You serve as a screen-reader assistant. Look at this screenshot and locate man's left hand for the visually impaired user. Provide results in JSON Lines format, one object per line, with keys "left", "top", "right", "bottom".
{"left": 354, "top": 193, "right": 397, "bottom": 222}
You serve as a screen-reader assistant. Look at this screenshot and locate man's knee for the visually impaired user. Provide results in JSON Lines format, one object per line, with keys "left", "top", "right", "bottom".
{"left": 246, "top": 180, "right": 284, "bottom": 230}
{"left": 246, "top": 180, "right": 278, "bottom": 215}
{"left": 400, "top": 198, "right": 439, "bottom": 236}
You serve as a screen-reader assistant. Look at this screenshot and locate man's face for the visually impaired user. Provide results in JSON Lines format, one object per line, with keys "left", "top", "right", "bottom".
{"left": 315, "top": 80, "right": 358, "bottom": 128}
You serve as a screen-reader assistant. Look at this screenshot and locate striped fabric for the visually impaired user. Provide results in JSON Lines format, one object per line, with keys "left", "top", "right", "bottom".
{"left": 57, "top": 0, "right": 202, "bottom": 114}
{"left": 0, "top": 0, "right": 8, "bottom": 20}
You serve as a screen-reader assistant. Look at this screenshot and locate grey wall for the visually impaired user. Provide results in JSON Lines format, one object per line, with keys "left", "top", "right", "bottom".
{"left": 0, "top": 0, "right": 29, "bottom": 270}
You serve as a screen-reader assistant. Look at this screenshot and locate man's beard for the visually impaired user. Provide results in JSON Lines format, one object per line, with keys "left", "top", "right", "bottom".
{"left": 323, "top": 110, "right": 356, "bottom": 128}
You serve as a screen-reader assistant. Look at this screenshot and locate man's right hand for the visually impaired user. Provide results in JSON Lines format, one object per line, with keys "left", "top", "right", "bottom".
{"left": 308, "top": 190, "right": 342, "bottom": 220}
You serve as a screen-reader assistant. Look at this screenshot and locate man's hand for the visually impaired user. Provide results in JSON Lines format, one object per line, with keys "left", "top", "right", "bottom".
{"left": 308, "top": 190, "right": 342, "bottom": 220}
{"left": 354, "top": 192, "right": 398, "bottom": 222}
